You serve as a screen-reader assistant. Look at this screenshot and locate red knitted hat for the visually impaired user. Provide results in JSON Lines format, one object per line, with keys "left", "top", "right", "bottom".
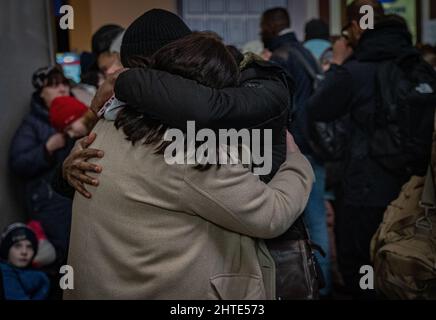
{"left": 50, "top": 96, "right": 88, "bottom": 132}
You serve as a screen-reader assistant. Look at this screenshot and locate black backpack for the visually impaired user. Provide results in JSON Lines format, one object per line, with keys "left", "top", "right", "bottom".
{"left": 370, "top": 53, "right": 436, "bottom": 178}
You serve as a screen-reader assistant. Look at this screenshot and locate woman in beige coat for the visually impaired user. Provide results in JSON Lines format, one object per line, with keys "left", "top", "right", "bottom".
{"left": 65, "top": 33, "right": 314, "bottom": 300}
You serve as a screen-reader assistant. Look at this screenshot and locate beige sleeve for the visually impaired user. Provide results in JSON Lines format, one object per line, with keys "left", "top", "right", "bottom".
{"left": 181, "top": 152, "right": 314, "bottom": 239}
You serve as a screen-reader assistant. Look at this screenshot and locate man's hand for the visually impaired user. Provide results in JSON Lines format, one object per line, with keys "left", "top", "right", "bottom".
{"left": 62, "top": 132, "right": 104, "bottom": 199}
{"left": 332, "top": 37, "right": 353, "bottom": 66}
{"left": 90, "top": 68, "right": 128, "bottom": 116}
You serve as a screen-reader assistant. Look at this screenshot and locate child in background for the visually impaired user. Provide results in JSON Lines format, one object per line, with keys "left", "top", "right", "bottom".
{"left": 49, "top": 96, "right": 91, "bottom": 139}
{"left": 0, "top": 223, "right": 50, "bottom": 300}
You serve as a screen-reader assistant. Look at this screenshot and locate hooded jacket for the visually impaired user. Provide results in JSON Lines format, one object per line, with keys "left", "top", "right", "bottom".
{"left": 307, "top": 16, "right": 424, "bottom": 207}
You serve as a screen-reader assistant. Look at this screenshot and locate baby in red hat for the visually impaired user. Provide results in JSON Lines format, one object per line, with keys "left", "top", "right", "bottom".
{"left": 49, "top": 96, "right": 90, "bottom": 139}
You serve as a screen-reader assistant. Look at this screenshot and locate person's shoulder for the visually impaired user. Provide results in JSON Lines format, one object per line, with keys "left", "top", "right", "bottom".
{"left": 0, "top": 262, "right": 9, "bottom": 271}
{"left": 19, "top": 110, "right": 41, "bottom": 128}
{"left": 343, "top": 55, "right": 376, "bottom": 71}
{"left": 240, "top": 54, "right": 293, "bottom": 92}
{"left": 19, "top": 268, "right": 50, "bottom": 284}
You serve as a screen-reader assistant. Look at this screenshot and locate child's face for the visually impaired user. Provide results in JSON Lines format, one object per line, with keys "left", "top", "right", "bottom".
{"left": 8, "top": 240, "right": 34, "bottom": 268}
{"left": 65, "top": 118, "right": 88, "bottom": 139}
{"left": 41, "top": 83, "right": 70, "bottom": 108}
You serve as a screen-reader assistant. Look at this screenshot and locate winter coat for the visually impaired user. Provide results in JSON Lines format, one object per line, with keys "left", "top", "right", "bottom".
{"left": 307, "top": 17, "right": 422, "bottom": 207}
{"left": 64, "top": 119, "right": 314, "bottom": 300}
{"left": 267, "top": 32, "right": 320, "bottom": 155}
{"left": 10, "top": 93, "right": 74, "bottom": 262}
{"left": 0, "top": 262, "right": 50, "bottom": 300}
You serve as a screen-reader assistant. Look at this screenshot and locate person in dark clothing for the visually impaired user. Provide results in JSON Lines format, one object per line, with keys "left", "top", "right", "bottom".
{"left": 306, "top": 0, "right": 425, "bottom": 298}
{"left": 10, "top": 66, "right": 75, "bottom": 268}
{"left": 261, "top": 8, "right": 318, "bottom": 154}
{"left": 261, "top": 7, "right": 331, "bottom": 295}
{"left": 304, "top": 19, "right": 332, "bottom": 62}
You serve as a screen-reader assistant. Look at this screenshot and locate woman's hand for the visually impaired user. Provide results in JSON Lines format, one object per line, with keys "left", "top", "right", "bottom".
{"left": 62, "top": 132, "right": 104, "bottom": 198}
{"left": 286, "top": 130, "right": 300, "bottom": 154}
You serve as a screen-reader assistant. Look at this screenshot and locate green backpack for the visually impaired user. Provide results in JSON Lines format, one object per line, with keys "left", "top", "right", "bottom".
{"left": 371, "top": 134, "right": 436, "bottom": 299}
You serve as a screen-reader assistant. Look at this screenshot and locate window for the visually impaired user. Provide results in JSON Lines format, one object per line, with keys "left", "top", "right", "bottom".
{"left": 180, "top": 0, "right": 290, "bottom": 48}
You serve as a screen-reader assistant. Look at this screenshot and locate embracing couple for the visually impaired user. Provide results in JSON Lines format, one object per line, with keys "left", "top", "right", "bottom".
{"left": 55, "top": 9, "right": 314, "bottom": 300}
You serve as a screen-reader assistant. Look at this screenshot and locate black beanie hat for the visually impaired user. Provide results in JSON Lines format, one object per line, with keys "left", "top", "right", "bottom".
{"left": 0, "top": 223, "right": 38, "bottom": 261}
{"left": 120, "top": 9, "right": 192, "bottom": 67}
{"left": 92, "top": 24, "right": 125, "bottom": 57}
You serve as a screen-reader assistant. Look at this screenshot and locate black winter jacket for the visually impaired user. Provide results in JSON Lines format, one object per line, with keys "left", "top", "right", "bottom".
{"left": 307, "top": 17, "right": 424, "bottom": 207}
{"left": 267, "top": 32, "right": 320, "bottom": 156}
{"left": 114, "top": 57, "right": 295, "bottom": 183}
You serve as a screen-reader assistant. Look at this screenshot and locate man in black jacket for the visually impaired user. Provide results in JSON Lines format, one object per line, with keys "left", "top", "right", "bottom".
{"left": 260, "top": 7, "right": 331, "bottom": 296}
{"left": 307, "top": 0, "right": 427, "bottom": 298}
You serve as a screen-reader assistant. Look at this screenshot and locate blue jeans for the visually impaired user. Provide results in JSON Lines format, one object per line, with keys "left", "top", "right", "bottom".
{"left": 304, "top": 156, "right": 332, "bottom": 296}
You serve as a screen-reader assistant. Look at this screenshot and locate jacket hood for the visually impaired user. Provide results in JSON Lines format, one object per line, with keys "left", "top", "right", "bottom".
{"left": 240, "top": 52, "right": 295, "bottom": 98}
{"left": 355, "top": 15, "right": 418, "bottom": 62}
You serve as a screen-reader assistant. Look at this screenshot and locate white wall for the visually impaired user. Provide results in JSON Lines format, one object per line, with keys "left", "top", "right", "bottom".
{"left": 0, "top": 0, "right": 54, "bottom": 231}
{"left": 422, "top": 0, "right": 436, "bottom": 45}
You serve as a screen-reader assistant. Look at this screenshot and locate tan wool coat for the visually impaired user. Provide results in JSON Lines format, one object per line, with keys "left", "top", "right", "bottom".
{"left": 64, "top": 120, "right": 314, "bottom": 300}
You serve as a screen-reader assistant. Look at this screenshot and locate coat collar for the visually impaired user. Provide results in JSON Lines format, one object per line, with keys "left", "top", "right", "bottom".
{"left": 266, "top": 32, "right": 300, "bottom": 52}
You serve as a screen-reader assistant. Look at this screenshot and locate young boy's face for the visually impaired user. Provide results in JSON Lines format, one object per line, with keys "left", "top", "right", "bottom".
{"left": 65, "top": 118, "right": 88, "bottom": 139}
{"left": 41, "top": 83, "right": 71, "bottom": 109}
{"left": 8, "top": 240, "right": 34, "bottom": 268}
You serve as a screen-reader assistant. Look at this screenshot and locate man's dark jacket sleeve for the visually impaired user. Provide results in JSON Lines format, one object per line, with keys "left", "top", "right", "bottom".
{"left": 307, "top": 64, "right": 353, "bottom": 122}
{"left": 114, "top": 60, "right": 293, "bottom": 130}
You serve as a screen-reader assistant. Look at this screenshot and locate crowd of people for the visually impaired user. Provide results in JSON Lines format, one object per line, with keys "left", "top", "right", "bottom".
{"left": 1, "top": 0, "right": 435, "bottom": 300}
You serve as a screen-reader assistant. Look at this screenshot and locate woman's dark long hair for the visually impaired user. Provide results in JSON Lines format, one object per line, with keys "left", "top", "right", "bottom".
{"left": 115, "top": 32, "right": 240, "bottom": 154}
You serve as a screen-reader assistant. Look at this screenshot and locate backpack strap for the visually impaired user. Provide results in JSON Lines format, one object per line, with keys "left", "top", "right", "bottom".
{"left": 388, "top": 113, "right": 436, "bottom": 236}
{"left": 421, "top": 167, "right": 435, "bottom": 209}
{"left": 416, "top": 111, "right": 436, "bottom": 234}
